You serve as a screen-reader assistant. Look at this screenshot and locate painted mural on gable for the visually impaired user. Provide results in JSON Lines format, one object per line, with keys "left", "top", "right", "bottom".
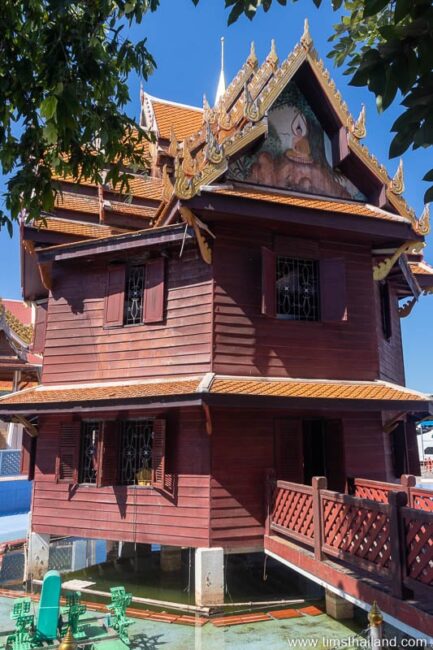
{"left": 228, "top": 82, "right": 365, "bottom": 201}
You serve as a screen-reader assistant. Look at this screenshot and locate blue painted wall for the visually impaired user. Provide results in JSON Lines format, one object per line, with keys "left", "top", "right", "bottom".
{"left": 0, "top": 480, "right": 32, "bottom": 515}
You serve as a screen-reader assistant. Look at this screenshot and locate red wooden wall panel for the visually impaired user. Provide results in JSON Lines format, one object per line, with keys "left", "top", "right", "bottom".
{"left": 375, "top": 282, "right": 405, "bottom": 385}
{"left": 212, "top": 225, "right": 381, "bottom": 381}
{"left": 31, "top": 408, "right": 212, "bottom": 548}
{"left": 42, "top": 248, "right": 213, "bottom": 384}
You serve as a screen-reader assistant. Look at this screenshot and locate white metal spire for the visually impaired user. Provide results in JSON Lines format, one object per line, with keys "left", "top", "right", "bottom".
{"left": 215, "top": 36, "right": 226, "bottom": 105}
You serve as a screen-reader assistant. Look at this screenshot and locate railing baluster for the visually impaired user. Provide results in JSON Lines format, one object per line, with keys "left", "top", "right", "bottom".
{"left": 312, "top": 476, "right": 327, "bottom": 561}
{"left": 388, "top": 490, "right": 408, "bottom": 599}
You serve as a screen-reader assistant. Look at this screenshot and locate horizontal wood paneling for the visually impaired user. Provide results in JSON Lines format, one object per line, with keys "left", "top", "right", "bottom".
{"left": 212, "top": 227, "right": 380, "bottom": 380}
{"left": 210, "top": 408, "right": 275, "bottom": 549}
{"left": 375, "top": 283, "right": 405, "bottom": 385}
{"left": 42, "top": 249, "right": 213, "bottom": 384}
{"left": 32, "top": 408, "right": 211, "bottom": 547}
{"left": 342, "top": 411, "right": 392, "bottom": 481}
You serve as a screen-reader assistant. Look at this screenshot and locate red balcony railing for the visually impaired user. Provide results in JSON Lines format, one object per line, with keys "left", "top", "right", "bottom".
{"left": 265, "top": 471, "right": 433, "bottom": 600}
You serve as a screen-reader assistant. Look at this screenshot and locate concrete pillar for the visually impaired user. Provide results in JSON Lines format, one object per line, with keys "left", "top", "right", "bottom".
{"left": 325, "top": 589, "right": 354, "bottom": 620}
{"left": 134, "top": 543, "right": 152, "bottom": 571}
{"left": 27, "top": 532, "right": 50, "bottom": 580}
{"left": 160, "top": 545, "right": 182, "bottom": 572}
{"left": 195, "top": 547, "right": 224, "bottom": 606}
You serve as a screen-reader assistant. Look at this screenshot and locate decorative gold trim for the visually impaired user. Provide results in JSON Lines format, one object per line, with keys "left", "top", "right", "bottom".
{"left": 205, "top": 122, "right": 225, "bottom": 165}
{"left": 247, "top": 41, "right": 258, "bottom": 70}
{"left": 352, "top": 104, "right": 366, "bottom": 140}
{"left": 373, "top": 240, "right": 425, "bottom": 281}
{"left": 301, "top": 18, "right": 313, "bottom": 51}
{"left": 162, "top": 165, "right": 174, "bottom": 202}
{"left": 182, "top": 144, "right": 198, "bottom": 177}
{"left": 267, "top": 39, "right": 279, "bottom": 69}
{"left": 179, "top": 206, "right": 213, "bottom": 264}
{"left": 174, "top": 156, "right": 228, "bottom": 200}
{"left": 390, "top": 159, "right": 404, "bottom": 195}
{"left": 398, "top": 297, "right": 417, "bottom": 318}
{"left": 243, "top": 82, "right": 260, "bottom": 122}
{"left": 168, "top": 126, "right": 178, "bottom": 158}
{"left": 414, "top": 203, "right": 430, "bottom": 236}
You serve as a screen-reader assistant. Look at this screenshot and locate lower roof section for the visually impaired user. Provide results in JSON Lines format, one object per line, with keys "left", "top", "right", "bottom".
{"left": 0, "top": 374, "right": 430, "bottom": 416}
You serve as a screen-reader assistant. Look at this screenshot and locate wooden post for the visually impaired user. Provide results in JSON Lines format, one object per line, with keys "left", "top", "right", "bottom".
{"left": 312, "top": 476, "right": 327, "bottom": 561}
{"left": 388, "top": 490, "right": 407, "bottom": 599}
{"left": 400, "top": 474, "right": 416, "bottom": 507}
{"left": 264, "top": 468, "right": 276, "bottom": 536}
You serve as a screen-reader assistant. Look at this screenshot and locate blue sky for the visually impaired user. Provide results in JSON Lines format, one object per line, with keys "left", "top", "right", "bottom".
{"left": 0, "top": 0, "right": 432, "bottom": 391}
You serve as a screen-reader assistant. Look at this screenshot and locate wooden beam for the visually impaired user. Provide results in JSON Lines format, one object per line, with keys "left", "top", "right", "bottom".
{"left": 12, "top": 415, "right": 38, "bottom": 438}
{"left": 331, "top": 127, "right": 350, "bottom": 168}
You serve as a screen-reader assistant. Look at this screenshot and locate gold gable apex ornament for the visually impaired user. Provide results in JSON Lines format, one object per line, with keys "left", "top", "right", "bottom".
{"left": 301, "top": 18, "right": 313, "bottom": 51}
{"left": 390, "top": 159, "right": 405, "bottom": 195}
{"left": 415, "top": 203, "right": 430, "bottom": 236}
{"left": 352, "top": 104, "right": 366, "bottom": 140}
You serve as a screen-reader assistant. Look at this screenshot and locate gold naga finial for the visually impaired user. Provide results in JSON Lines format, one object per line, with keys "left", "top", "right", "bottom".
{"left": 267, "top": 39, "right": 279, "bottom": 68}
{"left": 368, "top": 601, "right": 383, "bottom": 627}
{"left": 182, "top": 143, "right": 198, "bottom": 177}
{"left": 247, "top": 41, "right": 258, "bottom": 69}
{"left": 301, "top": 18, "right": 313, "bottom": 51}
{"left": 352, "top": 104, "right": 366, "bottom": 139}
{"left": 415, "top": 202, "right": 431, "bottom": 236}
{"left": 390, "top": 158, "right": 405, "bottom": 195}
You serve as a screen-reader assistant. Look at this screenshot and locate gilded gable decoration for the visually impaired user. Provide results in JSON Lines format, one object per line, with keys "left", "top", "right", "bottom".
{"left": 162, "top": 165, "right": 174, "bottom": 202}
{"left": 300, "top": 18, "right": 313, "bottom": 51}
{"left": 247, "top": 41, "right": 258, "bottom": 70}
{"left": 168, "top": 126, "right": 179, "bottom": 158}
{"left": 414, "top": 203, "right": 430, "bottom": 236}
{"left": 139, "top": 89, "right": 158, "bottom": 135}
{"left": 390, "top": 159, "right": 405, "bottom": 195}
{"left": 205, "top": 122, "right": 225, "bottom": 165}
{"left": 267, "top": 39, "right": 279, "bottom": 69}
{"left": 373, "top": 241, "right": 425, "bottom": 281}
{"left": 351, "top": 104, "right": 366, "bottom": 140}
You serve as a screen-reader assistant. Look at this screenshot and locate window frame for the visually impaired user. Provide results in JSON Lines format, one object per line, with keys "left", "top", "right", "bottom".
{"left": 275, "top": 255, "right": 321, "bottom": 322}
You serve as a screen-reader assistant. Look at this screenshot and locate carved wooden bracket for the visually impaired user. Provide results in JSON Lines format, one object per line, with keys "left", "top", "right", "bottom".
{"left": 373, "top": 241, "right": 425, "bottom": 281}
{"left": 12, "top": 415, "right": 38, "bottom": 438}
{"left": 179, "top": 206, "right": 214, "bottom": 265}
{"left": 398, "top": 296, "right": 417, "bottom": 318}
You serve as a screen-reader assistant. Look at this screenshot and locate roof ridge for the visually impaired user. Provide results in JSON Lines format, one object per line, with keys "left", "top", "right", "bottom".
{"left": 146, "top": 93, "right": 202, "bottom": 113}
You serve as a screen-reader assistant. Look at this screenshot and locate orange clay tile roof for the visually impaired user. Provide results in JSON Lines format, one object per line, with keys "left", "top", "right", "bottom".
{"left": 56, "top": 175, "right": 163, "bottom": 202}
{"left": 209, "top": 186, "right": 410, "bottom": 223}
{"left": 0, "top": 379, "right": 202, "bottom": 406}
{"left": 0, "top": 381, "right": 13, "bottom": 392}
{"left": 151, "top": 99, "right": 203, "bottom": 141}
{"left": 0, "top": 375, "right": 428, "bottom": 410}
{"left": 35, "top": 217, "right": 127, "bottom": 240}
{"left": 55, "top": 192, "right": 157, "bottom": 219}
{"left": 209, "top": 378, "right": 428, "bottom": 402}
{"left": 409, "top": 261, "right": 433, "bottom": 276}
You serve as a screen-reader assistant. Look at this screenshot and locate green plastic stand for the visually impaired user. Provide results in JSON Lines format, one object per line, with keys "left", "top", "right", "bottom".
{"left": 106, "top": 587, "right": 133, "bottom": 645}
{"left": 61, "top": 591, "right": 87, "bottom": 639}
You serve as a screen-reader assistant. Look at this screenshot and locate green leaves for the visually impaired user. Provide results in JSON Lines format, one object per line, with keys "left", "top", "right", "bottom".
{"left": 0, "top": 0, "right": 159, "bottom": 233}
{"left": 40, "top": 96, "right": 58, "bottom": 120}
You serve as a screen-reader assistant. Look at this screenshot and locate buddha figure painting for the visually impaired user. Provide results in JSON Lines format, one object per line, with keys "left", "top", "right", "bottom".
{"left": 228, "top": 82, "right": 365, "bottom": 201}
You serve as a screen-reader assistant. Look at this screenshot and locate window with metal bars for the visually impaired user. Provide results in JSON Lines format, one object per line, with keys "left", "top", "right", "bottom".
{"left": 124, "top": 266, "right": 145, "bottom": 325}
{"left": 276, "top": 256, "right": 320, "bottom": 321}
{"left": 78, "top": 421, "right": 100, "bottom": 484}
{"left": 119, "top": 420, "right": 154, "bottom": 486}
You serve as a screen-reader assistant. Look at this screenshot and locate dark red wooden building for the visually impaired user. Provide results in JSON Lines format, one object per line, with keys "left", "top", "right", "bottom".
{"left": 0, "top": 26, "right": 432, "bottom": 605}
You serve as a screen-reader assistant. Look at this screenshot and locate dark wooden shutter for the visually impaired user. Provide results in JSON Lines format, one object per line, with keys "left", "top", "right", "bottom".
{"left": 324, "top": 419, "right": 345, "bottom": 491}
{"left": 274, "top": 418, "right": 303, "bottom": 482}
{"left": 262, "top": 247, "right": 276, "bottom": 317}
{"left": 97, "top": 421, "right": 120, "bottom": 487}
{"left": 405, "top": 418, "right": 421, "bottom": 476}
{"left": 320, "top": 258, "right": 347, "bottom": 322}
{"left": 32, "top": 302, "right": 48, "bottom": 354}
{"left": 56, "top": 422, "right": 80, "bottom": 484}
{"left": 21, "top": 431, "right": 36, "bottom": 481}
{"left": 104, "top": 264, "right": 126, "bottom": 328}
{"left": 152, "top": 418, "right": 166, "bottom": 490}
{"left": 143, "top": 258, "right": 165, "bottom": 323}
